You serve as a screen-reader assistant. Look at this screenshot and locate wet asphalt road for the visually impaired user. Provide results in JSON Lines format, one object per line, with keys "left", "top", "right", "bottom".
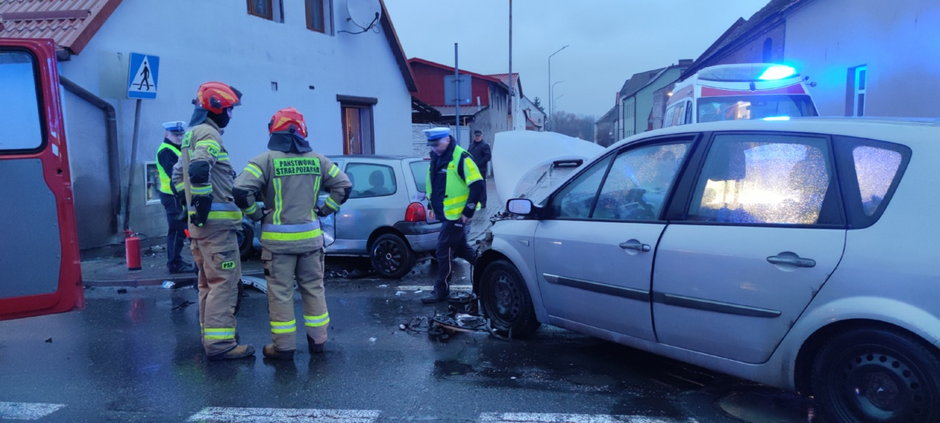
{"left": 0, "top": 261, "right": 820, "bottom": 423}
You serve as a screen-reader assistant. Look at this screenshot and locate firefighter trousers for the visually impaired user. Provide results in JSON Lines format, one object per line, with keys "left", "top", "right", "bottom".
{"left": 262, "top": 247, "right": 329, "bottom": 352}
{"left": 190, "top": 228, "right": 242, "bottom": 356}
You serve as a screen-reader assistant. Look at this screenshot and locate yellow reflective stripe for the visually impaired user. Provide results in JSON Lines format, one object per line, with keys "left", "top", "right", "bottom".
{"left": 174, "top": 182, "right": 185, "bottom": 192}
{"left": 190, "top": 185, "right": 213, "bottom": 195}
{"left": 207, "top": 211, "right": 242, "bottom": 220}
{"left": 203, "top": 327, "right": 236, "bottom": 340}
{"left": 304, "top": 313, "right": 330, "bottom": 327}
{"left": 443, "top": 194, "right": 468, "bottom": 207}
{"left": 245, "top": 163, "right": 262, "bottom": 179}
{"left": 325, "top": 196, "right": 340, "bottom": 210}
{"left": 328, "top": 164, "right": 340, "bottom": 177}
{"left": 261, "top": 228, "right": 323, "bottom": 241}
{"left": 243, "top": 203, "right": 258, "bottom": 214}
{"left": 273, "top": 178, "right": 283, "bottom": 225}
{"left": 195, "top": 140, "right": 221, "bottom": 151}
{"left": 217, "top": 153, "right": 230, "bottom": 162}
{"left": 463, "top": 157, "right": 483, "bottom": 184}
{"left": 270, "top": 320, "right": 297, "bottom": 334}
{"left": 313, "top": 176, "right": 321, "bottom": 199}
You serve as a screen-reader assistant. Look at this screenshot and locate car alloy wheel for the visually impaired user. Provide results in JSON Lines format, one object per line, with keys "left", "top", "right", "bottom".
{"left": 370, "top": 233, "right": 414, "bottom": 279}
{"left": 811, "top": 328, "right": 940, "bottom": 422}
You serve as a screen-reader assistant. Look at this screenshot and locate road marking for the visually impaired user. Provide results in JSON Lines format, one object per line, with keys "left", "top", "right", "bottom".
{"left": 187, "top": 407, "right": 380, "bottom": 423}
{"left": 396, "top": 285, "right": 471, "bottom": 292}
{"left": 0, "top": 402, "right": 65, "bottom": 420}
{"left": 479, "top": 413, "right": 687, "bottom": 423}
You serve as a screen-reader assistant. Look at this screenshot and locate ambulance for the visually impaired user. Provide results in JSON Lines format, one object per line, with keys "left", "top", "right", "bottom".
{"left": 663, "top": 63, "right": 817, "bottom": 127}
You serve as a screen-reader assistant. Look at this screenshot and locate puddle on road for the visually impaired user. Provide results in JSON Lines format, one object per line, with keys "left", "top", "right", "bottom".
{"left": 719, "top": 389, "right": 819, "bottom": 423}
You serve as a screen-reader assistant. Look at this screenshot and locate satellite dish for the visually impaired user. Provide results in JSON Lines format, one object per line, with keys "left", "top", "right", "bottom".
{"left": 347, "top": 1, "right": 382, "bottom": 29}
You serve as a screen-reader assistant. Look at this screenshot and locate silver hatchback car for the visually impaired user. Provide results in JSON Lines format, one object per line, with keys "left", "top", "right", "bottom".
{"left": 476, "top": 118, "right": 940, "bottom": 422}
{"left": 240, "top": 155, "right": 439, "bottom": 278}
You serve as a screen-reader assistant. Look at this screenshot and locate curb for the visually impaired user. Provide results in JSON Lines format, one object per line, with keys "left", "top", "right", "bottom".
{"left": 83, "top": 269, "right": 266, "bottom": 287}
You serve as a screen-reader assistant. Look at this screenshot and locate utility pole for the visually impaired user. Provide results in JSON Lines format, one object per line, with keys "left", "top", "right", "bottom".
{"left": 454, "top": 42, "right": 460, "bottom": 145}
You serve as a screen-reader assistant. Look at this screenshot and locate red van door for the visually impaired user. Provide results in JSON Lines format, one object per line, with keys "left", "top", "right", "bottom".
{"left": 0, "top": 38, "right": 83, "bottom": 320}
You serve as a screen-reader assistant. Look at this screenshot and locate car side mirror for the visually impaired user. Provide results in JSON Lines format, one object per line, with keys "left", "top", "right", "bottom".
{"left": 507, "top": 198, "right": 533, "bottom": 216}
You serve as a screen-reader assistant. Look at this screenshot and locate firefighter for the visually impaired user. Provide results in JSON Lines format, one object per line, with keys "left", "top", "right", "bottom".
{"left": 233, "top": 107, "right": 351, "bottom": 360}
{"left": 171, "top": 81, "right": 254, "bottom": 361}
{"left": 155, "top": 120, "right": 195, "bottom": 274}
{"left": 421, "top": 127, "right": 484, "bottom": 304}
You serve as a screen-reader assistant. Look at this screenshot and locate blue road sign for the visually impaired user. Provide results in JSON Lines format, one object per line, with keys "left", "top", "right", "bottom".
{"left": 127, "top": 53, "right": 159, "bottom": 99}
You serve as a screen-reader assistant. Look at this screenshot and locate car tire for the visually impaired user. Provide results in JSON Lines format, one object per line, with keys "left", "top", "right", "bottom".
{"left": 238, "top": 221, "right": 255, "bottom": 259}
{"left": 480, "top": 260, "right": 540, "bottom": 338}
{"left": 370, "top": 233, "right": 415, "bottom": 279}
{"left": 810, "top": 327, "right": 940, "bottom": 423}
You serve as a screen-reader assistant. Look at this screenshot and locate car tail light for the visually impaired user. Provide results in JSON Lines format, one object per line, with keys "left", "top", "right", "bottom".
{"left": 405, "top": 202, "right": 426, "bottom": 222}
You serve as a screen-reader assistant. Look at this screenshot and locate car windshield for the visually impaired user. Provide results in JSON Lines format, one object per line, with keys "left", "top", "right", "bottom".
{"left": 409, "top": 160, "right": 429, "bottom": 193}
{"left": 697, "top": 95, "right": 817, "bottom": 122}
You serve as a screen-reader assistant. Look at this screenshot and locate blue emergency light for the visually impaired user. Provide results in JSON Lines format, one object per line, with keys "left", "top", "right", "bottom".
{"left": 758, "top": 65, "right": 797, "bottom": 81}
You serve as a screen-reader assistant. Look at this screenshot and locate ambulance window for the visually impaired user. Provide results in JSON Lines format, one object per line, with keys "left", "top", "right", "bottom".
{"left": 0, "top": 50, "right": 43, "bottom": 152}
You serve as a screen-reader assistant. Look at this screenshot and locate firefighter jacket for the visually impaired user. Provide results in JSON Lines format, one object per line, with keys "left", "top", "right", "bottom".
{"left": 234, "top": 151, "right": 351, "bottom": 254}
{"left": 171, "top": 120, "right": 241, "bottom": 238}
{"left": 155, "top": 139, "right": 181, "bottom": 195}
{"left": 427, "top": 143, "right": 484, "bottom": 221}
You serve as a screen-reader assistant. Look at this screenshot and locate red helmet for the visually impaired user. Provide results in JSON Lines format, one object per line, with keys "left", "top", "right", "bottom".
{"left": 268, "top": 107, "right": 308, "bottom": 138}
{"left": 195, "top": 82, "right": 242, "bottom": 114}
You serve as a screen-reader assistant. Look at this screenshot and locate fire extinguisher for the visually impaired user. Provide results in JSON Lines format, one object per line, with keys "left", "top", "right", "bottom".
{"left": 125, "top": 230, "right": 141, "bottom": 271}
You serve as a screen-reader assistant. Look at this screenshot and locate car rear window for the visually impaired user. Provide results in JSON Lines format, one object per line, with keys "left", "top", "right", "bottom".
{"left": 346, "top": 163, "right": 397, "bottom": 198}
{"left": 833, "top": 136, "right": 911, "bottom": 228}
{"left": 410, "top": 160, "right": 429, "bottom": 193}
{"left": 852, "top": 146, "right": 902, "bottom": 216}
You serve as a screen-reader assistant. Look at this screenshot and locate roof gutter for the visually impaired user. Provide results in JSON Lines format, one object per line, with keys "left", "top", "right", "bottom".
{"left": 58, "top": 75, "right": 120, "bottom": 234}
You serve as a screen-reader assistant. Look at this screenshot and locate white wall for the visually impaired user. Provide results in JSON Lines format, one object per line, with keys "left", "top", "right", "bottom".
{"left": 786, "top": 0, "right": 940, "bottom": 117}
{"left": 59, "top": 0, "right": 413, "bottom": 247}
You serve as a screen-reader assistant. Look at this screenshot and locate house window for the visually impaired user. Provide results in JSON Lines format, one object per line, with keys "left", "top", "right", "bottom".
{"left": 306, "top": 0, "right": 332, "bottom": 33}
{"left": 338, "top": 95, "right": 377, "bottom": 155}
{"left": 247, "top": 0, "right": 284, "bottom": 22}
{"left": 762, "top": 38, "right": 773, "bottom": 62}
{"left": 144, "top": 162, "right": 160, "bottom": 204}
{"left": 849, "top": 65, "right": 867, "bottom": 116}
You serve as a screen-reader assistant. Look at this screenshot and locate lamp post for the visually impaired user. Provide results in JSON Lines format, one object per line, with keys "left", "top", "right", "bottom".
{"left": 550, "top": 80, "right": 565, "bottom": 119}
{"left": 547, "top": 44, "right": 568, "bottom": 130}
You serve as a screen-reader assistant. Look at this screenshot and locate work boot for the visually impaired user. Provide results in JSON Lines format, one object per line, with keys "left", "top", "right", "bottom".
{"left": 262, "top": 344, "right": 295, "bottom": 360}
{"left": 169, "top": 262, "right": 196, "bottom": 274}
{"left": 421, "top": 290, "right": 449, "bottom": 304}
{"left": 307, "top": 336, "right": 326, "bottom": 354}
{"left": 207, "top": 344, "right": 255, "bottom": 361}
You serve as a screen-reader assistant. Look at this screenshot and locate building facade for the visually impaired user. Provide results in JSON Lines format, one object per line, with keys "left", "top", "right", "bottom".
{"left": 1, "top": 0, "right": 416, "bottom": 249}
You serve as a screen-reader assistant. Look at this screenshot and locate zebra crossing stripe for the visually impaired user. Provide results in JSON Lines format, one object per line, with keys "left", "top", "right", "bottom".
{"left": 479, "top": 413, "right": 686, "bottom": 423}
{"left": 0, "top": 402, "right": 65, "bottom": 421}
{"left": 187, "top": 407, "right": 380, "bottom": 423}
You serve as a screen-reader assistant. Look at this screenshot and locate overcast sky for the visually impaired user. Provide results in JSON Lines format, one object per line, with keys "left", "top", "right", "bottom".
{"left": 383, "top": 0, "right": 767, "bottom": 118}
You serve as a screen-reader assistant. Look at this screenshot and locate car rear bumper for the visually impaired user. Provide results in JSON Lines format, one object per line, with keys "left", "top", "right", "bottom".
{"left": 395, "top": 221, "right": 441, "bottom": 252}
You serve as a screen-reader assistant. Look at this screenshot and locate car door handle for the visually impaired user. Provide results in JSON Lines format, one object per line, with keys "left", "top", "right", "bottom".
{"left": 766, "top": 252, "right": 816, "bottom": 268}
{"left": 619, "top": 239, "right": 651, "bottom": 252}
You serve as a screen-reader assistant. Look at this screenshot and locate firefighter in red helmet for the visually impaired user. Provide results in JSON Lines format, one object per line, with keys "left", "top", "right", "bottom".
{"left": 172, "top": 81, "right": 255, "bottom": 360}
{"left": 234, "top": 107, "right": 351, "bottom": 360}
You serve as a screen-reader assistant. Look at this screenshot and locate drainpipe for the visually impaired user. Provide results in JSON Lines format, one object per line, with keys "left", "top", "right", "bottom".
{"left": 59, "top": 76, "right": 121, "bottom": 234}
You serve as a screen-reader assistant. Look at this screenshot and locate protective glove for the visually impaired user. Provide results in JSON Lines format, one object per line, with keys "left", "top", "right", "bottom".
{"left": 190, "top": 195, "right": 212, "bottom": 227}
{"left": 315, "top": 207, "right": 331, "bottom": 217}
{"left": 174, "top": 192, "right": 188, "bottom": 222}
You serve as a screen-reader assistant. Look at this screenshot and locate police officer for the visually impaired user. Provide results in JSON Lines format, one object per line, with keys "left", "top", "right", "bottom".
{"left": 233, "top": 107, "right": 351, "bottom": 360}
{"left": 155, "top": 120, "right": 195, "bottom": 274}
{"left": 172, "top": 81, "right": 254, "bottom": 360}
{"left": 422, "top": 127, "right": 484, "bottom": 304}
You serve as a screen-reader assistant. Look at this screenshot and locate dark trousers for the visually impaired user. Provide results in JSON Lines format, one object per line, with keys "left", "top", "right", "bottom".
{"left": 160, "top": 193, "right": 188, "bottom": 270}
{"left": 478, "top": 165, "right": 488, "bottom": 208}
{"left": 433, "top": 220, "right": 477, "bottom": 295}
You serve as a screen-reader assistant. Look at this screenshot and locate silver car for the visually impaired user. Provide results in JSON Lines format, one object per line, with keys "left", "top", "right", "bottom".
{"left": 240, "top": 155, "right": 439, "bottom": 278}
{"left": 476, "top": 118, "right": 940, "bottom": 422}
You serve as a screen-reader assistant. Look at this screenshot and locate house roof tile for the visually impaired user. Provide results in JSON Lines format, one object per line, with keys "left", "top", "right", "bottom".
{"left": 0, "top": 0, "right": 122, "bottom": 55}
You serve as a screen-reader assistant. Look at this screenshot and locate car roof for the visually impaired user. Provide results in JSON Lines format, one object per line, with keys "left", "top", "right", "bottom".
{"left": 327, "top": 154, "right": 426, "bottom": 162}
{"left": 616, "top": 117, "right": 940, "bottom": 150}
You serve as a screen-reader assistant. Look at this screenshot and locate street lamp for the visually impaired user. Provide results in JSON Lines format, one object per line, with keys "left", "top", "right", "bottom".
{"left": 550, "top": 80, "right": 565, "bottom": 119}
{"left": 547, "top": 44, "right": 568, "bottom": 130}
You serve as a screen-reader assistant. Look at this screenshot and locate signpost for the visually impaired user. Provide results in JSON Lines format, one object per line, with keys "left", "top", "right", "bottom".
{"left": 124, "top": 52, "right": 160, "bottom": 232}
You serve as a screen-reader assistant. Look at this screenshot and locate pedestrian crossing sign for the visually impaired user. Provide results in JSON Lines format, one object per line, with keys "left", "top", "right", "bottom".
{"left": 127, "top": 52, "right": 159, "bottom": 99}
